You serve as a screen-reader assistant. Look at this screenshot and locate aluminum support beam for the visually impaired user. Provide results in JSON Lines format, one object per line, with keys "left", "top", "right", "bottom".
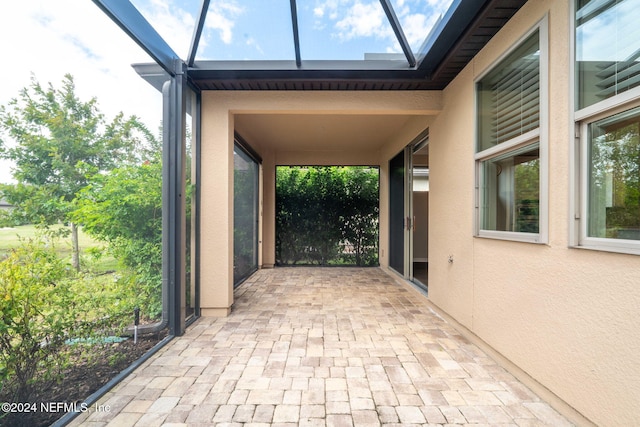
{"left": 188, "top": 0, "right": 211, "bottom": 67}
{"left": 92, "top": 0, "right": 180, "bottom": 76}
{"left": 379, "top": 0, "right": 416, "bottom": 68}
{"left": 162, "top": 62, "right": 187, "bottom": 336}
{"left": 289, "top": 0, "right": 302, "bottom": 68}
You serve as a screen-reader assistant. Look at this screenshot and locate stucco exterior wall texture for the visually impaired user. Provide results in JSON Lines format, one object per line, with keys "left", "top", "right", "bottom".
{"left": 428, "top": 1, "right": 640, "bottom": 426}
{"left": 199, "top": 1, "right": 639, "bottom": 423}
{"left": 199, "top": 103, "right": 235, "bottom": 316}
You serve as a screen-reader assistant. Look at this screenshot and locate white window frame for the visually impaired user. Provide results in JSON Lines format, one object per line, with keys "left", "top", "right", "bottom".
{"left": 474, "top": 17, "right": 549, "bottom": 244}
{"left": 574, "top": 102, "right": 640, "bottom": 255}
{"left": 571, "top": 0, "right": 640, "bottom": 256}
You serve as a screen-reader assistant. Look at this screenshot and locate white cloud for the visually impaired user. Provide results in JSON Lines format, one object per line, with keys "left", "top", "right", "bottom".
{"left": 137, "top": 0, "right": 196, "bottom": 58}
{"left": 426, "top": 0, "right": 448, "bottom": 7}
{"left": 204, "top": 1, "right": 244, "bottom": 45}
{"left": 314, "top": 0, "right": 341, "bottom": 22}
{"left": 246, "top": 37, "right": 264, "bottom": 56}
{"left": 395, "top": 0, "right": 455, "bottom": 52}
{"left": 207, "top": 13, "right": 234, "bottom": 44}
{"left": 401, "top": 12, "right": 433, "bottom": 50}
{"left": 0, "top": 1, "right": 162, "bottom": 121}
{"left": 335, "top": 1, "right": 390, "bottom": 40}
{"left": 314, "top": 0, "right": 452, "bottom": 49}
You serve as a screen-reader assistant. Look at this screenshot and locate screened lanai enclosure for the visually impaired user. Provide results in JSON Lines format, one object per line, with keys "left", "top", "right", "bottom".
{"left": 6, "top": 1, "right": 640, "bottom": 425}
{"left": 89, "top": 0, "right": 525, "bottom": 336}
{"left": 42, "top": 8, "right": 533, "bottom": 423}
{"left": 0, "top": 0, "right": 532, "bottom": 424}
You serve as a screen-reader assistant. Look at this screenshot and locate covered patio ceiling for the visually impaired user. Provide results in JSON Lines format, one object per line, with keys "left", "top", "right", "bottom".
{"left": 94, "top": 0, "right": 526, "bottom": 91}
{"left": 234, "top": 113, "right": 424, "bottom": 153}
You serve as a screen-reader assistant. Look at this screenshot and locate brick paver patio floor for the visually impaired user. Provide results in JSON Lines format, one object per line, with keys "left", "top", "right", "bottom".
{"left": 71, "top": 267, "right": 573, "bottom": 426}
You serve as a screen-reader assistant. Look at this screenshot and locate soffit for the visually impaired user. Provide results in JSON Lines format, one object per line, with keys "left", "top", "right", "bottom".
{"left": 234, "top": 113, "right": 419, "bottom": 153}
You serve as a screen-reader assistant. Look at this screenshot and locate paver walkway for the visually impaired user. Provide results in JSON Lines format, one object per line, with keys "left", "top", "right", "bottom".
{"left": 71, "top": 267, "right": 573, "bottom": 426}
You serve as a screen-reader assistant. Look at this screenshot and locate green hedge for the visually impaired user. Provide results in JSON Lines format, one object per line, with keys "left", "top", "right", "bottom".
{"left": 276, "top": 166, "right": 379, "bottom": 266}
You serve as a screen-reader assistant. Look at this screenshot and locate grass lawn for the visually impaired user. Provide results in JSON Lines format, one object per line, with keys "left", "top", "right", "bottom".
{"left": 0, "top": 224, "right": 118, "bottom": 272}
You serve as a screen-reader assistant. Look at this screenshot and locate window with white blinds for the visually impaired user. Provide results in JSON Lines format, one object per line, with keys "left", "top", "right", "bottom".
{"left": 475, "top": 24, "right": 546, "bottom": 243}
{"left": 477, "top": 32, "right": 540, "bottom": 151}
{"left": 576, "top": 0, "right": 640, "bottom": 110}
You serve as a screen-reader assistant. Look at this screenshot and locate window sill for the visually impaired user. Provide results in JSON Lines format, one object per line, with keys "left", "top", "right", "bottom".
{"left": 572, "top": 240, "right": 640, "bottom": 257}
{"left": 476, "top": 230, "right": 546, "bottom": 244}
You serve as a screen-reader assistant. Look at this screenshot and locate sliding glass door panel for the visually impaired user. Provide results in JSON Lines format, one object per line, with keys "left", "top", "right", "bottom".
{"left": 389, "top": 150, "right": 406, "bottom": 275}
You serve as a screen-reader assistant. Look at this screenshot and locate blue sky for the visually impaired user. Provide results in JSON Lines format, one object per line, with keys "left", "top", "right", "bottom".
{"left": 131, "top": 0, "right": 454, "bottom": 61}
{"left": 0, "top": 0, "right": 453, "bottom": 184}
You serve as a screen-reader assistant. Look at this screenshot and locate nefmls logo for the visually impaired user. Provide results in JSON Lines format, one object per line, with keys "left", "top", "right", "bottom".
{"left": 41, "top": 402, "right": 89, "bottom": 413}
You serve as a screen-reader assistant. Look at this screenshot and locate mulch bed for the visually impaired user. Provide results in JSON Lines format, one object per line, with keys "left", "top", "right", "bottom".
{"left": 0, "top": 330, "right": 168, "bottom": 427}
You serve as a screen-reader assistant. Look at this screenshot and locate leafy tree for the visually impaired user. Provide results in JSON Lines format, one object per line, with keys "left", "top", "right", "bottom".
{"left": 71, "top": 159, "right": 163, "bottom": 317}
{"left": 0, "top": 74, "right": 158, "bottom": 270}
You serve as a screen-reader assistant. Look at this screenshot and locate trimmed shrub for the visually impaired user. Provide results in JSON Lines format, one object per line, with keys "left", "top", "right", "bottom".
{"left": 0, "top": 240, "right": 77, "bottom": 402}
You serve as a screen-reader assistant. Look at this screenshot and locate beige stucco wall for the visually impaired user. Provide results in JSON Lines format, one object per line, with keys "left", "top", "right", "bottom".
{"left": 427, "top": 1, "right": 640, "bottom": 425}
{"left": 199, "top": 101, "right": 235, "bottom": 316}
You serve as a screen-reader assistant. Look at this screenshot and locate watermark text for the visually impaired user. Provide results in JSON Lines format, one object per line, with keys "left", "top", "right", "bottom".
{"left": 1, "top": 401, "right": 111, "bottom": 414}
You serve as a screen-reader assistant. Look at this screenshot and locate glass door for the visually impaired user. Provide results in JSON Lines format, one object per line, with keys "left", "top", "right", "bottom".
{"left": 389, "top": 149, "right": 412, "bottom": 276}
{"left": 389, "top": 131, "right": 429, "bottom": 290}
{"left": 411, "top": 138, "right": 429, "bottom": 291}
